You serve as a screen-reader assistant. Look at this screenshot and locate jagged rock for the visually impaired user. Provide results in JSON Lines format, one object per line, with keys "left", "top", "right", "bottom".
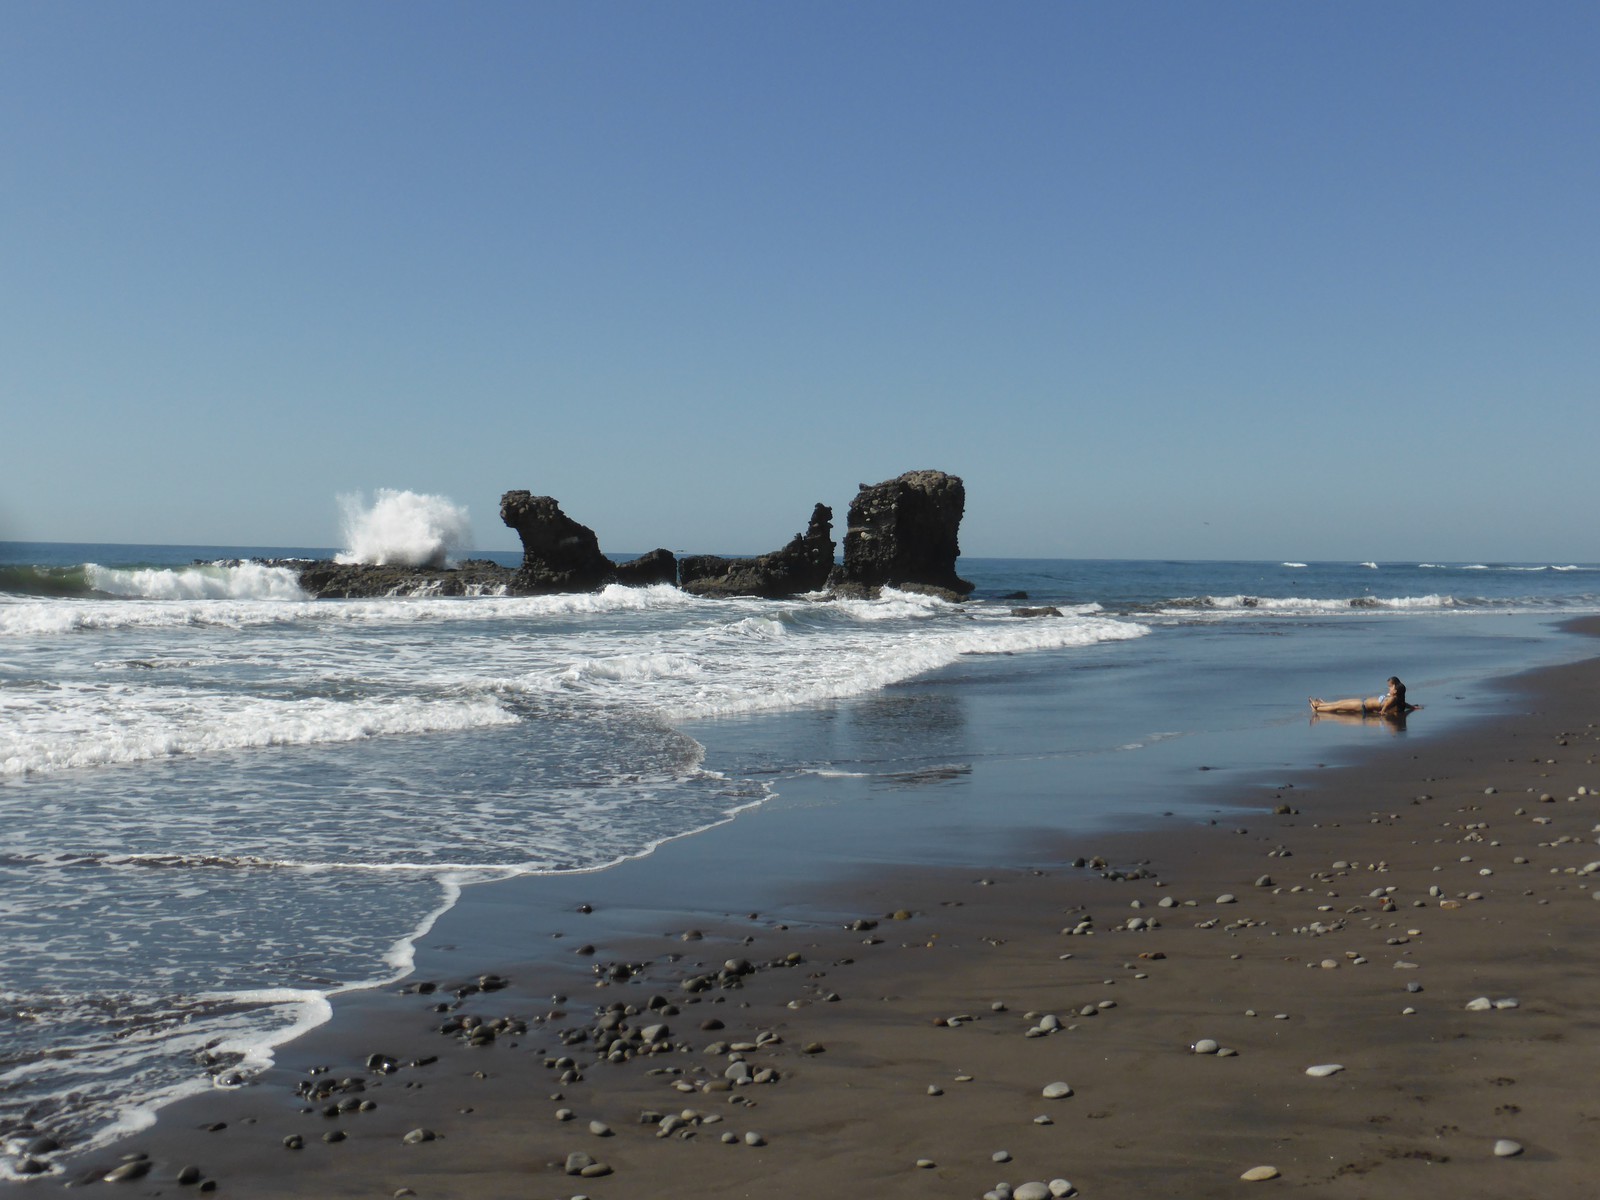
{"left": 1011, "top": 606, "right": 1062, "bottom": 618}
{"left": 614, "top": 548, "right": 678, "bottom": 587}
{"left": 827, "top": 471, "right": 972, "bottom": 599}
{"left": 499, "top": 492, "right": 616, "bottom": 594}
{"left": 678, "top": 504, "right": 835, "bottom": 598}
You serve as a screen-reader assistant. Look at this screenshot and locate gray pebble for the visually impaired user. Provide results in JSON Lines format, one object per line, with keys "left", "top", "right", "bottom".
{"left": 402, "top": 1128, "right": 436, "bottom": 1144}
{"left": 744, "top": 1131, "right": 766, "bottom": 1147}
{"left": 1493, "top": 1139, "right": 1523, "bottom": 1157}
{"left": 1041, "top": 1081, "right": 1073, "bottom": 1098}
{"left": 1014, "top": 1184, "right": 1050, "bottom": 1200}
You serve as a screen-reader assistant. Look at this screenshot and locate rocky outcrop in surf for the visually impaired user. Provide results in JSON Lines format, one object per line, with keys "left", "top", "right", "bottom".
{"left": 827, "top": 470, "right": 973, "bottom": 600}
{"left": 498, "top": 492, "right": 679, "bottom": 593}
{"left": 289, "top": 472, "right": 970, "bottom": 600}
{"left": 290, "top": 559, "right": 515, "bottom": 598}
{"left": 499, "top": 491, "right": 623, "bottom": 594}
{"left": 677, "top": 504, "right": 835, "bottom": 598}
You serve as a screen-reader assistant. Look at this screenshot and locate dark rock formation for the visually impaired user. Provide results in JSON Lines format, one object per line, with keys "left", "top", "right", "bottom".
{"left": 1010, "top": 605, "right": 1062, "bottom": 618}
{"left": 614, "top": 548, "right": 678, "bottom": 587}
{"left": 678, "top": 504, "right": 835, "bottom": 598}
{"left": 499, "top": 491, "right": 617, "bottom": 594}
{"left": 827, "top": 471, "right": 972, "bottom": 599}
{"left": 289, "top": 559, "right": 516, "bottom": 598}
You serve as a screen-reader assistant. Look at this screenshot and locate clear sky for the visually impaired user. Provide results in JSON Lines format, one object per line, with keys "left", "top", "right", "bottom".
{"left": 4, "top": 1, "right": 1596, "bottom": 561}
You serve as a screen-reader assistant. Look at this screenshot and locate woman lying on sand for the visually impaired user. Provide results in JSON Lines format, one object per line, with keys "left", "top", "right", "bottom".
{"left": 1310, "top": 676, "right": 1421, "bottom": 716}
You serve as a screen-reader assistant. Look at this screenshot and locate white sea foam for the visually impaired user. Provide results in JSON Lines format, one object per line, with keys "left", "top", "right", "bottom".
{"left": 0, "top": 581, "right": 697, "bottom": 637}
{"left": 1157, "top": 594, "right": 1459, "bottom": 617}
{"left": 335, "top": 489, "right": 472, "bottom": 568}
{"left": 86, "top": 562, "right": 307, "bottom": 601}
{"left": 1282, "top": 562, "right": 1308, "bottom": 568}
{"left": 1360, "top": 562, "right": 1378, "bottom": 569}
{"left": 0, "top": 690, "right": 518, "bottom": 778}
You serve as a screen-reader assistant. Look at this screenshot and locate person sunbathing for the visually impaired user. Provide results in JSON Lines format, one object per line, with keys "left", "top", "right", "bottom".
{"left": 1309, "top": 676, "right": 1420, "bottom": 716}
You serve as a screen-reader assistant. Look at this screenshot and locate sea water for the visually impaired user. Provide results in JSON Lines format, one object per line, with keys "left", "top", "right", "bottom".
{"left": 3, "top": 543, "right": 1599, "bottom": 1176}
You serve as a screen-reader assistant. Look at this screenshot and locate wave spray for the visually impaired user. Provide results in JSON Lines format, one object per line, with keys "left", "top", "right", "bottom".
{"left": 335, "top": 489, "right": 473, "bottom": 568}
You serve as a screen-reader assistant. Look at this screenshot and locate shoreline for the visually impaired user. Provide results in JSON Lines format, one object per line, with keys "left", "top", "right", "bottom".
{"left": 42, "top": 621, "right": 1600, "bottom": 1196}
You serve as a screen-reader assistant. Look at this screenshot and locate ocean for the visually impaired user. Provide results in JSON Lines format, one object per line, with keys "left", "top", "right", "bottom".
{"left": 4, "top": 541, "right": 1599, "bottom": 1178}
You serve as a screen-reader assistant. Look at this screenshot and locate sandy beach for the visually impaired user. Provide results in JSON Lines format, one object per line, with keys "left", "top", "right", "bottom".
{"left": 41, "top": 622, "right": 1600, "bottom": 1198}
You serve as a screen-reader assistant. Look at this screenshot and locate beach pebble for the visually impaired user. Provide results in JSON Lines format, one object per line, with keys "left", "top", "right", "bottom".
{"left": 283, "top": 1134, "right": 304, "bottom": 1150}
{"left": 1465, "top": 997, "right": 1493, "bottom": 1011}
{"left": 1216, "top": 894, "right": 1237, "bottom": 904}
{"left": 1305, "top": 1064, "right": 1344, "bottom": 1077}
{"left": 1033, "top": 1115, "right": 1053, "bottom": 1125}
{"left": 1494, "top": 997, "right": 1519, "bottom": 1009}
{"left": 1493, "top": 1139, "right": 1524, "bottom": 1157}
{"left": 1049, "top": 1181, "right": 1075, "bottom": 1198}
{"left": 927, "top": 1085, "right": 944, "bottom": 1096}
{"left": 104, "top": 1161, "right": 152, "bottom": 1182}
{"left": 564, "top": 1151, "right": 595, "bottom": 1175}
{"left": 589, "top": 1121, "right": 612, "bottom": 1137}
{"left": 1241, "top": 1165, "right": 1280, "bottom": 1181}
{"left": 1013, "top": 1184, "right": 1050, "bottom": 1200}
{"left": 555, "top": 1108, "right": 574, "bottom": 1121}
{"left": 993, "top": 1150, "right": 1012, "bottom": 1163}
{"left": 915, "top": 1158, "right": 936, "bottom": 1169}
{"left": 1192, "top": 1039, "right": 1220, "bottom": 1054}
{"left": 1042, "top": 1081, "right": 1074, "bottom": 1098}
{"left": 402, "top": 1128, "right": 436, "bottom": 1144}
{"left": 743, "top": 1131, "right": 766, "bottom": 1146}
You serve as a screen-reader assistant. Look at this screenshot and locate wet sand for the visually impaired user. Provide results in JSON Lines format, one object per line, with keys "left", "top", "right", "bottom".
{"left": 47, "top": 624, "right": 1600, "bottom": 1197}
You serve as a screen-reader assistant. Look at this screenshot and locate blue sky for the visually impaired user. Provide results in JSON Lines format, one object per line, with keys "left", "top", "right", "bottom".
{"left": 4, "top": 2, "right": 1596, "bottom": 560}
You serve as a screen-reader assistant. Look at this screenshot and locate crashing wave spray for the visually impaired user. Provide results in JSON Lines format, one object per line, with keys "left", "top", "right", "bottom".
{"left": 335, "top": 490, "right": 473, "bottom": 568}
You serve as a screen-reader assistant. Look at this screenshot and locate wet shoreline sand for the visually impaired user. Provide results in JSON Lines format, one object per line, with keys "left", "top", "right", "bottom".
{"left": 50, "top": 621, "right": 1600, "bottom": 1197}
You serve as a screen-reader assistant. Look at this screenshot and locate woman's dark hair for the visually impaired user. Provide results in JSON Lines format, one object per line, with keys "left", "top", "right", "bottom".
{"left": 1387, "top": 676, "right": 1406, "bottom": 702}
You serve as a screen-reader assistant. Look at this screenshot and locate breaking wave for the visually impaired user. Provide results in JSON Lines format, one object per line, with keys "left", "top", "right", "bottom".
{"left": 335, "top": 489, "right": 472, "bottom": 569}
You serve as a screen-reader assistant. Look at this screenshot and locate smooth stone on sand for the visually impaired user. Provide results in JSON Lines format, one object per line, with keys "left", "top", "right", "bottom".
{"left": 1041, "top": 1081, "right": 1074, "bottom": 1098}
{"left": 1013, "top": 1183, "right": 1051, "bottom": 1200}
{"left": 1049, "top": 1181, "right": 1075, "bottom": 1197}
{"left": 1216, "top": 894, "right": 1238, "bottom": 904}
{"left": 743, "top": 1131, "right": 766, "bottom": 1146}
{"left": 1466, "top": 997, "right": 1494, "bottom": 1011}
{"left": 103, "top": 1161, "right": 153, "bottom": 1182}
{"left": 993, "top": 1150, "right": 1012, "bottom": 1163}
{"left": 1493, "top": 1139, "right": 1524, "bottom": 1157}
{"left": 1240, "top": 1165, "right": 1280, "bottom": 1181}
{"left": 916, "top": 1158, "right": 936, "bottom": 1169}
{"left": 1305, "top": 1064, "right": 1344, "bottom": 1077}
{"left": 402, "top": 1128, "right": 436, "bottom": 1144}
{"left": 1191, "top": 1038, "right": 1220, "bottom": 1054}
